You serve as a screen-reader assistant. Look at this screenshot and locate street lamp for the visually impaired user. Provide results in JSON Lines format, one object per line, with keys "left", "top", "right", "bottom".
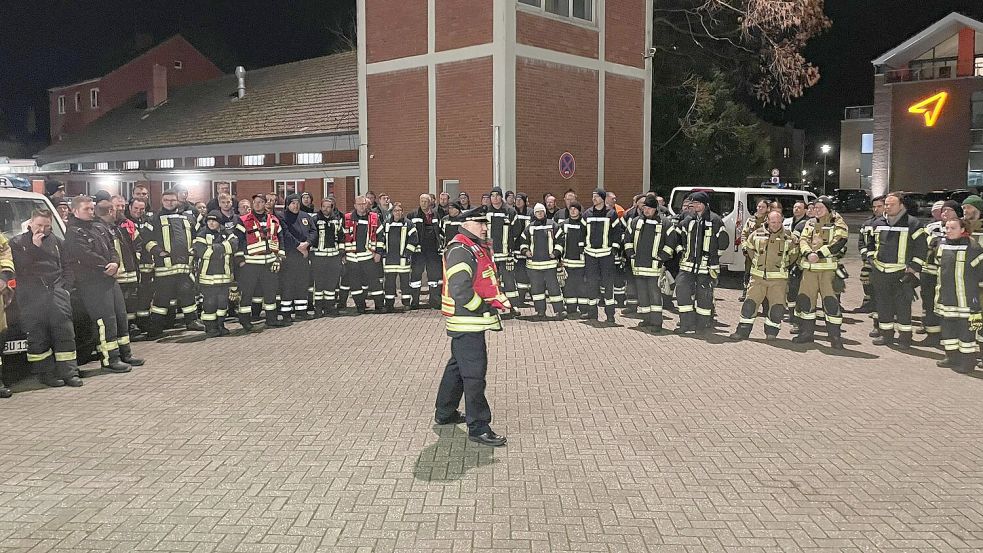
{"left": 821, "top": 144, "right": 832, "bottom": 194}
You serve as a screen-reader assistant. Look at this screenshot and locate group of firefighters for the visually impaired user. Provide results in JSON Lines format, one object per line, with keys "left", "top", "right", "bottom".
{"left": 1, "top": 181, "right": 981, "bottom": 399}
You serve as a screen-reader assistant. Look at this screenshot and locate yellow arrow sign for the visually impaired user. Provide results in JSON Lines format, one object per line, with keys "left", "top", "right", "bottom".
{"left": 908, "top": 92, "right": 948, "bottom": 127}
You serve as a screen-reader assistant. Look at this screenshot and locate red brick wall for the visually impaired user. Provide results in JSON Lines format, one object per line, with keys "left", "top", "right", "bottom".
{"left": 235, "top": 180, "right": 275, "bottom": 207}
{"left": 516, "top": 11, "right": 599, "bottom": 59}
{"left": 436, "top": 0, "right": 493, "bottom": 51}
{"left": 604, "top": 74, "right": 645, "bottom": 200}
{"left": 436, "top": 57, "right": 493, "bottom": 201}
{"left": 515, "top": 58, "right": 598, "bottom": 202}
{"left": 605, "top": 0, "right": 646, "bottom": 68}
{"left": 889, "top": 79, "right": 983, "bottom": 192}
{"left": 366, "top": 0, "right": 428, "bottom": 63}
{"left": 323, "top": 150, "right": 359, "bottom": 164}
{"left": 366, "top": 68, "right": 429, "bottom": 207}
{"left": 49, "top": 36, "right": 222, "bottom": 141}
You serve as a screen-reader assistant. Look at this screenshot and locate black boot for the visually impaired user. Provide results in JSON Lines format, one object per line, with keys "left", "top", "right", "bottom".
{"left": 602, "top": 304, "right": 617, "bottom": 326}
{"left": 312, "top": 301, "right": 324, "bottom": 319}
{"left": 0, "top": 366, "right": 10, "bottom": 398}
{"left": 937, "top": 351, "right": 957, "bottom": 368}
{"left": 294, "top": 309, "right": 312, "bottom": 321}
{"left": 872, "top": 330, "right": 894, "bottom": 346}
{"left": 119, "top": 345, "right": 144, "bottom": 367}
{"left": 953, "top": 352, "right": 975, "bottom": 374}
{"left": 897, "top": 331, "right": 913, "bottom": 351}
{"left": 105, "top": 352, "right": 132, "bottom": 373}
{"left": 266, "top": 312, "right": 288, "bottom": 327}
{"left": 205, "top": 320, "right": 220, "bottom": 338}
{"left": 185, "top": 318, "right": 206, "bottom": 332}
{"left": 791, "top": 320, "right": 815, "bottom": 344}
{"left": 729, "top": 323, "right": 752, "bottom": 341}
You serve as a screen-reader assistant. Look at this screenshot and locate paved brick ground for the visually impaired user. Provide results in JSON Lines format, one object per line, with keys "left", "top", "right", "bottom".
{"left": 2, "top": 250, "right": 983, "bottom": 552}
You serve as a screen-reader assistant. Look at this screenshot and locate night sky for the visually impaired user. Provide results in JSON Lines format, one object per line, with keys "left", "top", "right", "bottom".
{"left": 1, "top": 0, "right": 982, "bottom": 152}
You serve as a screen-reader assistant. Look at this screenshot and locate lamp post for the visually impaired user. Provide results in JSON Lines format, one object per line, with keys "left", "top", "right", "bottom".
{"left": 821, "top": 144, "right": 832, "bottom": 195}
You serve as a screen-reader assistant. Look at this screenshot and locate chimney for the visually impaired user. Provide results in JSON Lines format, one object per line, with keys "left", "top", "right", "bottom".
{"left": 235, "top": 66, "right": 246, "bottom": 99}
{"left": 149, "top": 63, "right": 168, "bottom": 108}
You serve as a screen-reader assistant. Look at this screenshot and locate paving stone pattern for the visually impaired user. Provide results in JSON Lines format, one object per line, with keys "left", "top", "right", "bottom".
{"left": 1, "top": 252, "right": 982, "bottom": 552}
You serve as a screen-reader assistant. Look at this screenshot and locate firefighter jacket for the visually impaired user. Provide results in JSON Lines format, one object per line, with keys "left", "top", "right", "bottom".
{"left": 671, "top": 210, "right": 728, "bottom": 275}
{"left": 798, "top": 213, "right": 849, "bottom": 272}
{"left": 193, "top": 227, "right": 238, "bottom": 286}
{"left": 0, "top": 235, "right": 11, "bottom": 332}
{"left": 864, "top": 211, "right": 926, "bottom": 273}
{"left": 377, "top": 218, "right": 419, "bottom": 273}
{"left": 146, "top": 207, "right": 196, "bottom": 276}
{"left": 235, "top": 210, "right": 282, "bottom": 265}
{"left": 441, "top": 228, "right": 509, "bottom": 334}
{"left": 440, "top": 214, "right": 465, "bottom": 250}
{"left": 10, "top": 232, "right": 70, "bottom": 295}
{"left": 343, "top": 210, "right": 380, "bottom": 262}
{"left": 743, "top": 226, "right": 798, "bottom": 280}
{"left": 555, "top": 217, "right": 588, "bottom": 268}
{"left": 128, "top": 215, "right": 158, "bottom": 276}
{"left": 518, "top": 217, "right": 560, "bottom": 270}
{"left": 216, "top": 210, "right": 240, "bottom": 233}
{"left": 112, "top": 218, "right": 142, "bottom": 285}
{"left": 583, "top": 205, "right": 622, "bottom": 258}
{"left": 312, "top": 211, "right": 344, "bottom": 257}
{"left": 784, "top": 215, "right": 808, "bottom": 234}
{"left": 623, "top": 215, "right": 674, "bottom": 277}
{"left": 487, "top": 204, "right": 516, "bottom": 262}
{"left": 933, "top": 236, "right": 983, "bottom": 319}
{"left": 740, "top": 214, "right": 768, "bottom": 247}
{"left": 406, "top": 208, "right": 441, "bottom": 256}
{"left": 511, "top": 207, "right": 533, "bottom": 259}
{"left": 857, "top": 214, "right": 879, "bottom": 262}
{"left": 921, "top": 220, "right": 946, "bottom": 276}
{"left": 64, "top": 216, "right": 118, "bottom": 283}
{"left": 280, "top": 209, "right": 316, "bottom": 257}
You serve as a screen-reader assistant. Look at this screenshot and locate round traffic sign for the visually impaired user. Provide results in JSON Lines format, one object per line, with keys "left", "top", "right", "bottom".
{"left": 559, "top": 152, "right": 576, "bottom": 180}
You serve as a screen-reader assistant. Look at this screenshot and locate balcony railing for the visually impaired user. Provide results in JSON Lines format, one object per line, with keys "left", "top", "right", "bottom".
{"left": 884, "top": 61, "right": 983, "bottom": 83}
{"left": 844, "top": 105, "right": 873, "bottom": 120}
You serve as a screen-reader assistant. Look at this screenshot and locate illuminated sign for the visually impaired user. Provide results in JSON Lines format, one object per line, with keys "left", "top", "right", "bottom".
{"left": 908, "top": 92, "right": 948, "bottom": 127}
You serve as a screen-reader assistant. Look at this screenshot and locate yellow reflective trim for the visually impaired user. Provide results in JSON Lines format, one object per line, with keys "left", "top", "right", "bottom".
{"left": 463, "top": 294, "right": 483, "bottom": 311}
{"left": 54, "top": 351, "right": 76, "bottom": 362}
{"left": 27, "top": 350, "right": 53, "bottom": 362}
{"left": 445, "top": 262, "right": 473, "bottom": 279}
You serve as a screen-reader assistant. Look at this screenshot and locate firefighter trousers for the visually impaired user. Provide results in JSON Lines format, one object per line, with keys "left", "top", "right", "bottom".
{"left": 940, "top": 317, "right": 977, "bottom": 355}
{"left": 18, "top": 284, "right": 78, "bottom": 379}
{"left": 921, "top": 273, "right": 941, "bottom": 335}
{"left": 635, "top": 275, "right": 664, "bottom": 328}
{"left": 871, "top": 269, "right": 915, "bottom": 340}
{"left": 347, "top": 258, "right": 383, "bottom": 309}
{"left": 435, "top": 331, "right": 492, "bottom": 436}
{"left": 675, "top": 271, "right": 714, "bottom": 330}
{"left": 584, "top": 254, "right": 616, "bottom": 318}
{"left": 311, "top": 254, "right": 342, "bottom": 303}
{"left": 514, "top": 258, "right": 530, "bottom": 304}
{"left": 528, "top": 267, "right": 564, "bottom": 316}
{"left": 238, "top": 263, "right": 279, "bottom": 323}
{"left": 411, "top": 249, "right": 443, "bottom": 308}
{"left": 151, "top": 273, "right": 198, "bottom": 323}
{"left": 134, "top": 273, "right": 154, "bottom": 331}
{"left": 494, "top": 260, "right": 519, "bottom": 303}
{"left": 77, "top": 277, "right": 130, "bottom": 366}
{"left": 384, "top": 270, "right": 412, "bottom": 307}
{"left": 280, "top": 252, "right": 311, "bottom": 314}
{"left": 201, "top": 284, "right": 230, "bottom": 325}
{"left": 562, "top": 266, "right": 587, "bottom": 312}
{"left": 737, "top": 276, "right": 787, "bottom": 337}
{"left": 795, "top": 270, "right": 842, "bottom": 339}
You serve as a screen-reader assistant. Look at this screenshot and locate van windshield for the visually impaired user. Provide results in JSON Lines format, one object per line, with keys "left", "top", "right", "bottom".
{"left": 0, "top": 197, "right": 65, "bottom": 240}
{"left": 670, "top": 190, "right": 736, "bottom": 217}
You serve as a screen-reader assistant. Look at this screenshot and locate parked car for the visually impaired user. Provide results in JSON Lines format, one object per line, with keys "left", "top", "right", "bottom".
{"left": 832, "top": 189, "right": 870, "bottom": 213}
{"left": 668, "top": 186, "right": 817, "bottom": 272}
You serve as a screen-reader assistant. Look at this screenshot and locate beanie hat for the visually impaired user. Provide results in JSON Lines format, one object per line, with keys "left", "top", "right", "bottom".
{"left": 688, "top": 191, "right": 710, "bottom": 206}
{"left": 449, "top": 201, "right": 464, "bottom": 212}
{"left": 206, "top": 210, "right": 223, "bottom": 222}
{"left": 534, "top": 203, "right": 546, "bottom": 213}
{"left": 644, "top": 196, "right": 660, "bottom": 209}
{"left": 594, "top": 188, "right": 607, "bottom": 200}
{"left": 490, "top": 186, "right": 503, "bottom": 196}
{"left": 962, "top": 195, "right": 983, "bottom": 213}
{"left": 817, "top": 196, "right": 835, "bottom": 213}
{"left": 932, "top": 200, "right": 945, "bottom": 212}
{"left": 568, "top": 201, "right": 582, "bottom": 212}
{"left": 284, "top": 193, "right": 300, "bottom": 206}
{"left": 93, "top": 190, "right": 112, "bottom": 203}
{"left": 943, "top": 200, "right": 963, "bottom": 218}
{"left": 45, "top": 180, "right": 65, "bottom": 196}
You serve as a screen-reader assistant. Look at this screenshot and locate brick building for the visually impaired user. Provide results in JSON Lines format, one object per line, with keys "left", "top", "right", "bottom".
{"left": 358, "top": 0, "right": 652, "bottom": 206}
{"left": 840, "top": 13, "right": 983, "bottom": 196}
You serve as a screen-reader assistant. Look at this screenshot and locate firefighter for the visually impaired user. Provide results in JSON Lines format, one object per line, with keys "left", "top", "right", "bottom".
{"left": 64, "top": 196, "right": 138, "bottom": 372}
{"left": 934, "top": 217, "right": 983, "bottom": 373}
{"left": 920, "top": 200, "right": 955, "bottom": 346}
{"left": 671, "top": 191, "right": 728, "bottom": 335}
{"left": 511, "top": 193, "right": 533, "bottom": 306}
{"left": 193, "top": 211, "right": 238, "bottom": 337}
{"left": 556, "top": 201, "right": 588, "bottom": 318}
{"left": 865, "top": 192, "right": 926, "bottom": 350}
{"left": 792, "top": 197, "right": 849, "bottom": 348}
{"left": 407, "top": 194, "right": 443, "bottom": 309}
{"left": 517, "top": 203, "right": 565, "bottom": 320}
{"left": 126, "top": 198, "right": 155, "bottom": 336}
{"left": 857, "top": 196, "right": 885, "bottom": 340}
{"left": 235, "top": 194, "right": 285, "bottom": 330}
{"left": 621, "top": 194, "right": 648, "bottom": 314}
{"left": 145, "top": 189, "right": 204, "bottom": 338}
{"left": 343, "top": 195, "right": 384, "bottom": 314}
{"left": 8, "top": 210, "right": 84, "bottom": 392}
{"left": 739, "top": 199, "right": 770, "bottom": 302}
{"left": 100, "top": 199, "right": 142, "bottom": 333}
{"left": 440, "top": 202, "right": 466, "bottom": 250}
{"left": 582, "top": 189, "right": 622, "bottom": 325}
{"left": 730, "top": 210, "right": 798, "bottom": 341}
{"left": 434, "top": 205, "right": 509, "bottom": 447}
{"left": 377, "top": 203, "right": 419, "bottom": 312}
{"left": 0, "top": 232, "right": 11, "bottom": 396}
{"left": 487, "top": 187, "right": 520, "bottom": 315}
{"left": 622, "top": 196, "right": 674, "bottom": 332}
{"left": 278, "top": 194, "right": 315, "bottom": 323}
{"left": 311, "top": 197, "right": 345, "bottom": 317}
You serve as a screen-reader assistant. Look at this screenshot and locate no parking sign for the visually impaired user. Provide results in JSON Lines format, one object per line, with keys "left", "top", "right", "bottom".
{"left": 559, "top": 152, "right": 576, "bottom": 180}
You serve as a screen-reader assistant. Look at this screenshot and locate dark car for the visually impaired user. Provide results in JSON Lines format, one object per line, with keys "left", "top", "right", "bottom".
{"left": 832, "top": 189, "right": 870, "bottom": 213}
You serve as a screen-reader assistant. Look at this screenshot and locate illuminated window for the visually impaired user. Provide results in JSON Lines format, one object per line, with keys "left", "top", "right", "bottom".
{"left": 861, "top": 134, "right": 874, "bottom": 155}
{"left": 519, "top": 0, "right": 593, "bottom": 22}
{"left": 196, "top": 157, "right": 215, "bottom": 168}
{"left": 90, "top": 88, "right": 100, "bottom": 109}
{"left": 57, "top": 96, "right": 66, "bottom": 115}
{"left": 75, "top": 92, "right": 81, "bottom": 112}
{"left": 157, "top": 159, "right": 174, "bottom": 169}
{"left": 243, "top": 155, "right": 265, "bottom": 166}
{"left": 297, "top": 152, "right": 323, "bottom": 165}
{"left": 123, "top": 161, "right": 139, "bottom": 170}
{"left": 95, "top": 162, "right": 109, "bottom": 171}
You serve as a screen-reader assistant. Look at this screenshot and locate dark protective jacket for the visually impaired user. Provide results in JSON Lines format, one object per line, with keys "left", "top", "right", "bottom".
{"left": 518, "top": 216, "right": 559, "bottom": 270}
{"left": 406, "top": 208, "right": 441, "bottom": 256}
{"left": 583, "top": 205, "right": 622, "bottom": 258}
{"left": 64, "top": 216, "right": 118, "bottom": 283}
{"left": 555, "top": 217, "right": 588, "bottom": 268}
{"left": 193, "top": 227, "right": 238, "bottom": 286}
{"left": 311, "top": 210, "right": 344, "bottom": 257}
{"left": 145, "top": 207, "right": 197, "bottom": 276}
{"left": 671, "top": 210, "right": 728, "bottom": 274}
{"left": 377, "top": 218, "right": 419, "bottom": 273}
{"left": 934, "top": 236, "right": 983, "bottom": 318}
{"left": 487, "top": 204, "right": 517, "bottom": 261}
{"left": 623, "top": 214, "right": 674, "bottom": 277}
{"left": 864, "top": 211, "right": 926, "bottom": 273}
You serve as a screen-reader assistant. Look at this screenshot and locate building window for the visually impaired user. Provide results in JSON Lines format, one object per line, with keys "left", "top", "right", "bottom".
{"left": 323, "top": 177, "right": 335, "bottom": 199}
{"left": 545, "top": 0, "right": 568, "bottom": 17}
{"left": 121, "top": 181, "right": 137, "bottom": 199}
{"left": 90, "top": 88, "right": 100, "bottom": 109}
{"left": 212, "top": 181, "right": 236, "bottom": 198}
{"left": 972, "top": 92, "right": 983, "bottom": 129}
{"left": 243, "top": 155, "right": 265, "bottom": 166}
{"left": 782, "top": 147, "right": 790, "bottom": 159}
{"left": 74, "top": 92, "right": 82, "bottom": 112}
{"left": 520, "top": 0, "right": 593, "bottom": 22}
{"left": 196, "top": 157, "right": 215, "bottom": 168}
{"left": 297, "top": 152, "right": 323, "bottom": 165}
{"left": 274, "top": 180, "right": 302, "bottom": 202}
{"left": 95, "top": 162, "right": 109, "bottom": 171}
{"left": 174, "top": 60, "right": 183, "bottom": 69}
{"left": 123, "top": 161, "right": 139, "bottom": 170}
{"left": 157, "top": 159, "right": 174, "bottom": 169}
{"left": 162, "top": 181, "right": 179, "bottom": 194}
{"left": 57, "top": 96, "right": 66, "bottom": 115}
{"left": 861, "top": 134, "right": 874, "bottom": 155}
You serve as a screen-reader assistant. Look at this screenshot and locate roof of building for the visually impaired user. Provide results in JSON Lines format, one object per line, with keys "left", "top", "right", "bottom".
{"left": 48, "top": 35, "right": 200, "bottom": 92}
{"left": 873, "top": 12, "right": 983, "bottom": 67}
{"left": 38, "top": 51, "right": 358, "bottom": 164}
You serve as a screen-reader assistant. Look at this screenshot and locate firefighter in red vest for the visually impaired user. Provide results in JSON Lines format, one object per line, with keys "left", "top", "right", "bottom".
{"left": 434, "top": 205, "right": 509, "bottom": 447}
{"left": 235, "top": 194, "right": 286, "bottom": 330}
{"left": 342, "top": 195, "right": 384, "bottom": 314}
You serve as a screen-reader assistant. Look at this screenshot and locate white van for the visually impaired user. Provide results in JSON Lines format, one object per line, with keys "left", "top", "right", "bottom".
{"left": 668, "top": 186, "right": 816, "bottom": 273}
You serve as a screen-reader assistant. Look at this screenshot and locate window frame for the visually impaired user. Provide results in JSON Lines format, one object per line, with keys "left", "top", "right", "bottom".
{"left": 242, "top": 154, "right": 265, "bottom": 166}
{"left": 296, "top": 152, "right": 323, "bottom": 165}
{"left": 89, "top": 88, "right": 100, "bottom": 109}
{"left": 212, "top": 180, "right": 236, "bottom": 198}
{"left": 274, "top": 180, "right": 303, "bottom": 204}
{"left": 74, "top": 92, "right": 82, "bottom": 112}
{"left": 123, "top": 160, "right": 139, "bottom": 170}
{"left": 57, "top": 95, "right": 66, "bottom": 115}
{"left": 162, "top": 181, "right": 179, "bottom": 194}
{"left": 196, "top": 157, "right": 216, "bottom": 168}
{"left": 517, "top": 0, "right": 595, "bottom": 25}
{"left": 95, "top": 162, "right": 109, "bottom": 171}
{"left": 157, "top": 159, "right": 175, "bottom": 169}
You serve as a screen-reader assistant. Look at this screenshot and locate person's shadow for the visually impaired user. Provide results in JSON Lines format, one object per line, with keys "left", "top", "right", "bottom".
{"left": 413, "top": 425, "right": 498, "bottom": 482}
